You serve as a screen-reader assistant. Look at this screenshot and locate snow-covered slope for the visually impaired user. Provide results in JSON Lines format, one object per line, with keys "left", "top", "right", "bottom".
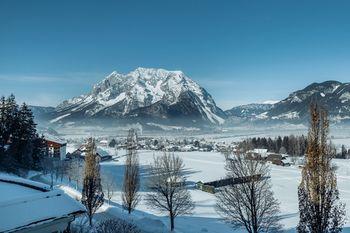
{"left": 53, "top": 68, "right": 225, "bottom": 125}
{"left": 266, "top": 81, "right": 350, "bottom": 123}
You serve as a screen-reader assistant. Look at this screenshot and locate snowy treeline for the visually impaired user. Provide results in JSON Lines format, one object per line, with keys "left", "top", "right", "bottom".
{"left": 239, "top": 134, "right": 350, "bottom": 159}
{"left": 238, "top": 135, "right": 308, "bottom": 156}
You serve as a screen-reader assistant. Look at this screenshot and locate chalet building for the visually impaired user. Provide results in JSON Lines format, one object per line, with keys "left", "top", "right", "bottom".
{"left": 268, "top": 154, "right": 283, "bottom": 165}
{"left": 44, "top": 135, "right": 67, "bottom": 160}
{"left": 0, "top": 174, "right": 85, "bottom": 233}
{"left": 246, "top": 149, "right": 291, "bottom": 167}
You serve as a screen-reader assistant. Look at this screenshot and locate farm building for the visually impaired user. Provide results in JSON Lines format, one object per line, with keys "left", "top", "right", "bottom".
{"left": 68, "top": 145, "right": 112, "bottom": 162}
{"left": 266, "top": 153, "right": 292, "bottom": 166}
{"left": 246, "top": 149, "right": 292, "bottom": 167}
{"left": 196, "top": 174, "right": 262, "bottom": 193}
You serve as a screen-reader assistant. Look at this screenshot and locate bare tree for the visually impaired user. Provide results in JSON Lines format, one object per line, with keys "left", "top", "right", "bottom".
{"left": 41, "top": 157, "right": 56, "bottom": 189}
{"left": 81, "top": 138, "right": 104, "bottom": 226}
{"left": 67, "top": 157, "right": 84, "bottom": 189}
{"left": 297, "top": 103, "right": 346, "bottom": 233}
{"left": 122, "top": 128, "right": 140, "bottom": 214}
{"left": 102, "top": 172, "right": 116, "bottom": 205}
{"left": 216, "top": 153, "right": 281, "bottom": 233}
{"left": 146, "top": 153, "right": 194, "bottom": 231}
{"left": 53, "top": 159, "right": 66, "bottom": 182}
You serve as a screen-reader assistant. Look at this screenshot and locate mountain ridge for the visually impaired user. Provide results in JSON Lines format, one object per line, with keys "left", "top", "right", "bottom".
{"left": 228, "top": 80, "right": 350, "bottom": 124}
{"left": 30, "top": 75, "right": 350, "bottom": 127}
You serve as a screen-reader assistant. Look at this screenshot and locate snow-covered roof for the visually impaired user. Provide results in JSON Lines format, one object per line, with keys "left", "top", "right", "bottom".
{"left": 252, "top": 148, "right": 268, "bottom": 157}
{"left": 0, "top": 174, "right": 85, "bottom": 232}
{"left": 97, "top": 147, "right": 110, "bottom": 157}
{"left": 253, "top": 148, "right": 268, "bottom": 154}
{"left": 44, "top": 133, "right": 67, "bottom": 145}
{"left": 99, "top": 139, "right": 109, "bottom": 144}
{"left": 282, "top": 157, "right": 293, "bottom": 164}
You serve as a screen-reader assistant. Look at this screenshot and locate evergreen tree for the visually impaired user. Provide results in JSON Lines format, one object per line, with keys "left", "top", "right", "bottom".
{"left": 32, "top": 135, "right": 47, "bottom": 169}
{"left": 108, "top": 138, "right": 117, "bottom": 148}
{"left": 267, "top": 137, "right": 275, "bottom": 151}
{"left": 276, "top": 136, "right": 282, "bottom": 152}
{"left": 341, "top": 145, "right": 347, "bottom": 159}
{"left": 282, "top": 136, "right": 289, "bottom": 154}
{"left": 297, "top": 103, "right": 346, "bottom": 233}
{"left": 11, "top": 103, "right": 37, "bottom": 169}
{"left": 0, "top": 95, "right": 44, "bottom": 173}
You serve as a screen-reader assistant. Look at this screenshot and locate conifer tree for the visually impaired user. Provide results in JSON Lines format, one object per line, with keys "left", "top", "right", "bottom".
{"left": 12, "top": 103, "right": 37, "bottom": 169}
{"left": 0, "top": 95, "right": 44, "bottom": 173}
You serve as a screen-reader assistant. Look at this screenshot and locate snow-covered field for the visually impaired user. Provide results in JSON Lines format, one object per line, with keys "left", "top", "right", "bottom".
{"left": 95, "top": 149, "right": 350, "bottom": 233}
{"left": 53, "top": 127, "right": 350, "bottom": 232}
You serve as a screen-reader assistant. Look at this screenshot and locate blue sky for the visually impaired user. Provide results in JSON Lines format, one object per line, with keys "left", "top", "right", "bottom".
{"left": 1, "top": 0, "right": 350, "bottom": 109}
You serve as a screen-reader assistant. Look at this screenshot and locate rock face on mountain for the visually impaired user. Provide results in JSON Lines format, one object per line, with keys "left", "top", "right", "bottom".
{"left": 227, "top": 81, "right": 350, "bottom": 124}
{"left": 51, "top": 68, "right": 226, "bottom": 125}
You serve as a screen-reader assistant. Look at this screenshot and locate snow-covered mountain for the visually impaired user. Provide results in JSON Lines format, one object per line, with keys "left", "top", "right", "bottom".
{"left": 225, "top": 103, "right": 274, "bottom": 119}
{"left": 227, "top": 81, "right": 350, "bottom": 124}
{"left": 265, "top": 80, "right": 350, "bottom": 122}
{"left": 51, "top": 68, "right": 225, "bottom": 125}
{"left": 34, "top": 77, "right": 350, "bottom": 127}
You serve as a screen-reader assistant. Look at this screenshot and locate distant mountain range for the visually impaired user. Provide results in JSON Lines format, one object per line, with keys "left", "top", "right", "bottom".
{"left": 227, "top": 80, "right": 350, "bottom": 124}
{"left": 225, "top": 103, "right": 274, "bottom": 119}
{"left": 30, "top": 69, "right": 350, "bottom": 128}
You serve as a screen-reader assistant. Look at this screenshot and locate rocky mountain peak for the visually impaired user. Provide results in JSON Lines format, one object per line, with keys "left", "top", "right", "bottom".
{"left": 53, "top": 68, "right": 225, "bottom": 125}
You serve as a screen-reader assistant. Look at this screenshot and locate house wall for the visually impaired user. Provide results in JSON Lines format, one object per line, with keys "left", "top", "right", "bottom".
{"left": 46, "top": 140, "right": 67, "bottom": 160}
{"left": 59, "top": 145, "right": 67, "bottom": 160}
{"left": 15, "top": 216, "right": 73, "bottom": 233}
